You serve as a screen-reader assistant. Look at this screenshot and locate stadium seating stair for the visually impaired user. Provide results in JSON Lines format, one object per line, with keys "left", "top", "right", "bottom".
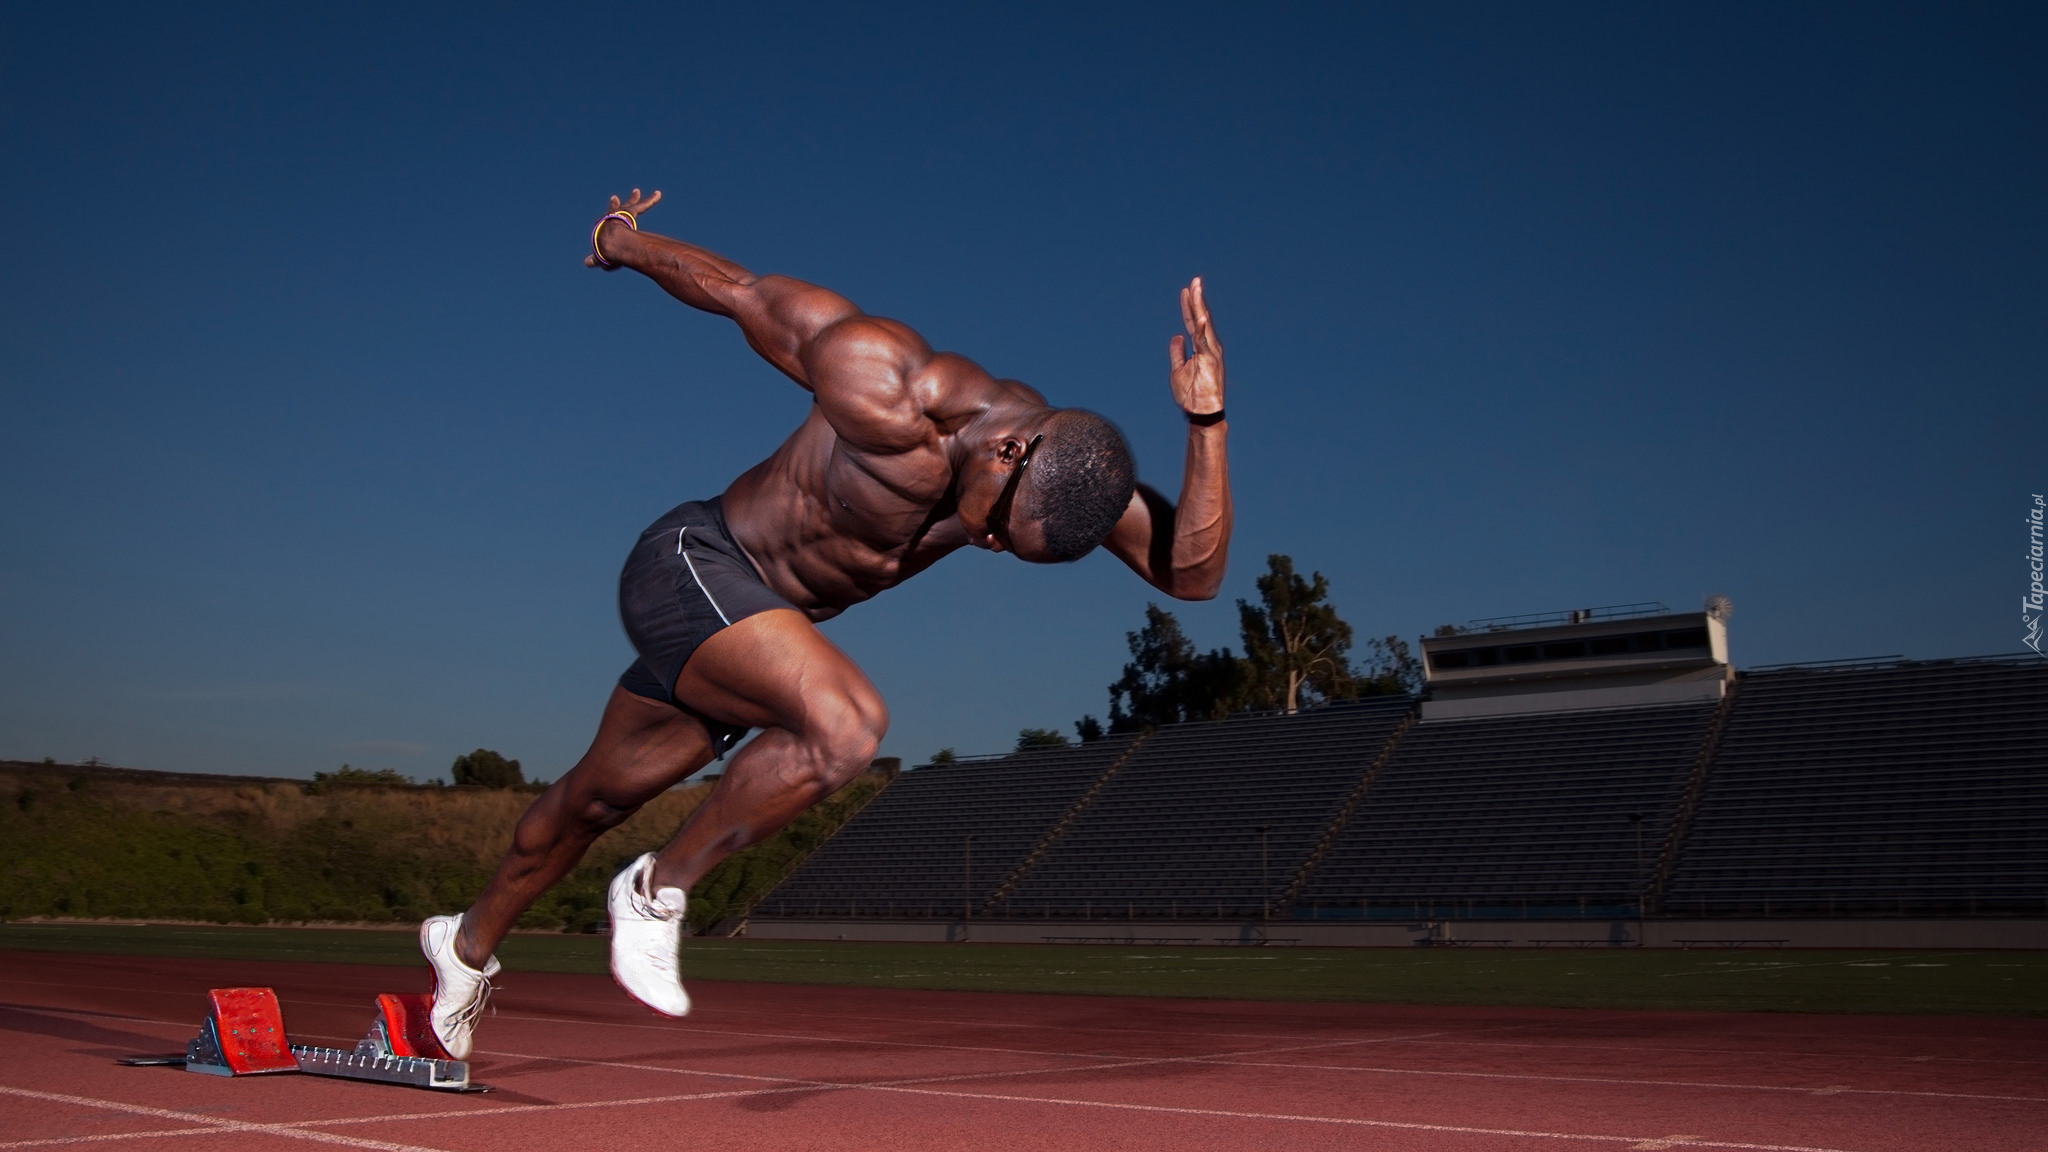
{"left": 755, "top": 735, "right": 1142, "bottom": 919}
{"left": 995, "top": 699, "right": 1417, "bottom": 920}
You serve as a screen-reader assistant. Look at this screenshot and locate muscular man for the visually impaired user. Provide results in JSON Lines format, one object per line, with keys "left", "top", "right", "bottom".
{"left": 419, "top": 189, "right": 1232, "bottom": 1057}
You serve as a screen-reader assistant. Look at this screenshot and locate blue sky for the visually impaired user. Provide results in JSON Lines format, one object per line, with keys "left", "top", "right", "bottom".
{"left": 2, "top": 3, "right": 2040, "bottom": 780}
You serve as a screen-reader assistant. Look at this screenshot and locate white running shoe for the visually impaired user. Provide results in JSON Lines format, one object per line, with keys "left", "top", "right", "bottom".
{"left": 607, "top": 852, "right": 692, "bottom": 1016}
{"left": 419, "top": 913, "right": 500, "bottom": 1060}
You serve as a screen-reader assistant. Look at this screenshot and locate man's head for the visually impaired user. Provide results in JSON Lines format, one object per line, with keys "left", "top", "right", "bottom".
{"left": 980, "top": 408, "right": 1136, "bottom": 563}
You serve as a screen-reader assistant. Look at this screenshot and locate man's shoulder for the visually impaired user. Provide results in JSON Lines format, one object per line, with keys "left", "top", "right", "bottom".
{"left": 811, "top": 313, "right": 931, "bottom": 367}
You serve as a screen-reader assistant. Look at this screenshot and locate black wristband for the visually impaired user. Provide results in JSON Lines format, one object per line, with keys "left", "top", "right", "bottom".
{"left": 1186, "top": 408, "right": 1226, "bottom": 427}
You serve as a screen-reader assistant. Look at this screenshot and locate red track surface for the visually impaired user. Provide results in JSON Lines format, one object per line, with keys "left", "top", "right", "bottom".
{"left": 0, "top": 949, "right": 2040, "bottom": 1151}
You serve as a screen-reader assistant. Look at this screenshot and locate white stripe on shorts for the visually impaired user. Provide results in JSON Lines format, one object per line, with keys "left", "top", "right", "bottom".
{"left": 677, "top": 528, "right": 733, "bottom": 626}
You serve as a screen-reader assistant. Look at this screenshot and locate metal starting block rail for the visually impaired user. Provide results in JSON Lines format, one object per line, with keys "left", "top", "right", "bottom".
{"left": 119, "top": 987, "right": 487, "bottom": 1092}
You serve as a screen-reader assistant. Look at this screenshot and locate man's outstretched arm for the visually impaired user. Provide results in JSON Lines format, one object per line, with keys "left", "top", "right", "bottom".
{"left": 1103, "top": 278, "right": 1233, "bottom": 600}
{"left": 587, "top": 190, "right": 864, "bottom": 389}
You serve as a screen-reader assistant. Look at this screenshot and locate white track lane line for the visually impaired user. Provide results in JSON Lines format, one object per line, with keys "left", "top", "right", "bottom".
{"left": 795, "top": 1082, "right": 1881, "bottom": 1152}
{"left": 0, "top": 1085, "right": 454, "bottom": 1152}
{"left": 487, "top": 1012, "right": 1480, "bottom": 1062}
{"left": 1180, "top": 1055, "right": 2048, "bottom": 1104}
{"left": 0, "top": 1128, "right": 225, "bottom": 1149}
{"left": 287, "top": 1069, "right": 1889, "bottom": 1152}
{"left": 459, "top": 1028, "right": 1442, "bottom": 1094}
{"left": 1402, "top": 1035, "right": 2048, "bottom": 1068}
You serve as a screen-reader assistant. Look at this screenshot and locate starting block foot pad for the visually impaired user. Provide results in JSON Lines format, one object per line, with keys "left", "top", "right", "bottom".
{"left": 373, "top": 992, "right": 450, "bottom": 1060}
{"left": 188, "top": 988, "right": 297, "bottom": 1076}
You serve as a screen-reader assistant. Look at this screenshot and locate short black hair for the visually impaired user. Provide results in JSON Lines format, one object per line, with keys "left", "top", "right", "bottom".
{"left": 1020, "top": 409, "right": 1137, "bottom": 562}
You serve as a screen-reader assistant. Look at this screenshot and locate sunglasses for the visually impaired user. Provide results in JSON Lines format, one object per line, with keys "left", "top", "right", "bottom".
{"left": 986, "top": 433, "right": 1044, "bottom": 544}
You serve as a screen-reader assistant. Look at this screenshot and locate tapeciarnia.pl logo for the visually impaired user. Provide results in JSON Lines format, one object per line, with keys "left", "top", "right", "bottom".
{"left": 2026, "top": 494, "right": 2045, "bottom": 655}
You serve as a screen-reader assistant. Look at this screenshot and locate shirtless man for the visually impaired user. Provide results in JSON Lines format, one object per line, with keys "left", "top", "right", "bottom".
{"left": 419, "top": 189, "right": 1232, "bottom": 1057}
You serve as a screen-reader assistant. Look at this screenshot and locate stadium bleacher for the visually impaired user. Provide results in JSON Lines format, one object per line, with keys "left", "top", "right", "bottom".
{"left": 1658, "top": 657, "right": 2048, "bottom": 917}
{"left": 747, "top": 654, "right": 2047, "bottom": 929}
{"left": 1293, "top": 701, "right": 1717, "bottom": 920}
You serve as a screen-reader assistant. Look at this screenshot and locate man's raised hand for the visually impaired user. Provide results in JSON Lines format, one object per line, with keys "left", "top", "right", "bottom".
{"left": 584, "top": 188, "right": 663, "bottom": 268}
{"left": 1168, "top": 277, "right": 1225, "bottom": 418}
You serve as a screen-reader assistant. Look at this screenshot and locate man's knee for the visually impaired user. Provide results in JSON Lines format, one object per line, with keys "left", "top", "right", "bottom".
{"left": 802, "top": 688, "right": 888, "bottom": 789}
{"left": 509, "top": 778, "right": 639, "bottom": 851}
{"left": 572, "top": 793, "right": 639, "bottom": 835}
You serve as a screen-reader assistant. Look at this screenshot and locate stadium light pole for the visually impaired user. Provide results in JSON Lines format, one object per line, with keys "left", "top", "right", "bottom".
{"left": 1258, "top": 824, "right": 1272, "bottom": 922}
{"left": 1629, "top": 812, "right": 1645, "bottom": 945}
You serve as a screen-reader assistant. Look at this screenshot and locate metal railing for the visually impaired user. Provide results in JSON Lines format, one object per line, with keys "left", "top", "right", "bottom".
{"left": 1464, "top": 602, "right": 1672, "bottom": 632}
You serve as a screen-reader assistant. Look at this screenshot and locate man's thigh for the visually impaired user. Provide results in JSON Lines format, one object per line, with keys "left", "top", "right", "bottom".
{"left": 672, "top": 608, "right": 885, "bottom": 737}
{"left": 552, "top": 687, "right": 722, "bottom": 813}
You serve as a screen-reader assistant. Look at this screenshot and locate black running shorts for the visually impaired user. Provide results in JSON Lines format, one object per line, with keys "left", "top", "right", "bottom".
{"left": 616, "top": 498, "right": 796, "bottom": 748}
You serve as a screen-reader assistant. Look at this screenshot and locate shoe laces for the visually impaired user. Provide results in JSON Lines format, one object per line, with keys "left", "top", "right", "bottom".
{"left": 449, "top": 967, "right": 494, "bottom": 1033}
{"left": 430, "top": 921, "right": 495, "bottom": 1028}
{"left": 628, "top": 874, "right": 684, "bottom": 983}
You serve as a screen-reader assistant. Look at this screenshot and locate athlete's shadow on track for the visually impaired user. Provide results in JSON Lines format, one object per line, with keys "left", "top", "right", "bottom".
{"left": 0, "top": 1000, "right": 186, "bottom": 1057}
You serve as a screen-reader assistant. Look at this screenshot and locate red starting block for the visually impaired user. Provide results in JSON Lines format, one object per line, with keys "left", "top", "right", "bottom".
{"left": 120, "top": 987, "right": 484, "bottom": 1092}
{"left": 371, "top": 992, "right": 450, "bottom": 1059}
{"left": 188, "top": 987, "right": 298, "bottom": 1076}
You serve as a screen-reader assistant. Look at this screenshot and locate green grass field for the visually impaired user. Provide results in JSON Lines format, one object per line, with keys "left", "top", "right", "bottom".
{"left": 3, "top": 922, "right": 2041, "bottom": 1016}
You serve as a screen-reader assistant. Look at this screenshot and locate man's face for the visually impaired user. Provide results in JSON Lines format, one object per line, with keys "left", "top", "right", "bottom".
{"left": 975, "top": 433, "right": 1060, "bottom": 562}
{"left": 999, "top": 511, "right": 1061, "bottom": 564}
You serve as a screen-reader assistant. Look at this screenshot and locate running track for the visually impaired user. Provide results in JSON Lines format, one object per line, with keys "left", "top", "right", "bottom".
{"left": 0, "top": 951, "right": 2038, "bottom": 1151}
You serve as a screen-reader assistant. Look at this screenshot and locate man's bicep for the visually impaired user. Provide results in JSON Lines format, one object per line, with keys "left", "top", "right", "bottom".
{"left": 1104, "top": 483, "right": 1179, "bottom": 591}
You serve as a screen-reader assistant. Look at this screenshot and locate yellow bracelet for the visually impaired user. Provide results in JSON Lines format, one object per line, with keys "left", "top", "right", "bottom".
{"left": 590, "top": 210, "right": 638, "bottom": 269}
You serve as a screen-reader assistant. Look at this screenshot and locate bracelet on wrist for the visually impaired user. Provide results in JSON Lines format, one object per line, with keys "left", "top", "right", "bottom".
{"left": 1186, "top": 408, "right": 1226, "bottom": 427}
{"left": 590, "top": 209, "right": 638, "bottom": 270}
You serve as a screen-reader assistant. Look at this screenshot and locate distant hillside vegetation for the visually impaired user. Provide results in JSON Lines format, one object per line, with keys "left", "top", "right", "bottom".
{"left": 0, "top": 761, "right": 888, "bottom": 934}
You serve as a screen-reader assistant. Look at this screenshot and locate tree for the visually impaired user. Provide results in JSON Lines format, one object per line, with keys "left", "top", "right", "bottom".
{"left": 1237, "top": 554, "right": 1356, "bottom": 713}
{"left": 310, "top": 764, "right": 416, "bottom": 790}
{"left": 450, "top": 748, "right": 524, "bottom": 789}
{"left": 928, "top": 748, "right": 957, "bottom": 765}
{"left": 1106, "top": 604, "right": 1249, "bottom": 733}
{"left": 1016, "top": 728, "right": 1072, "bottom": 750}
{"left": 1074, "top": 715, "right": 1105, "bottom": 743}
{"left": 1358, "top": 634, "right": 1423, "bottom": 695}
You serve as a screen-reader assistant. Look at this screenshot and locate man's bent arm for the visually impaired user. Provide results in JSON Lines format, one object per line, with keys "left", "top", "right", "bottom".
{"left": 1106, "top": 418, "right": 1232, "bottom": 599}
{"left": 1104, "top": 277, "right": 1232, "bottom": 599}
